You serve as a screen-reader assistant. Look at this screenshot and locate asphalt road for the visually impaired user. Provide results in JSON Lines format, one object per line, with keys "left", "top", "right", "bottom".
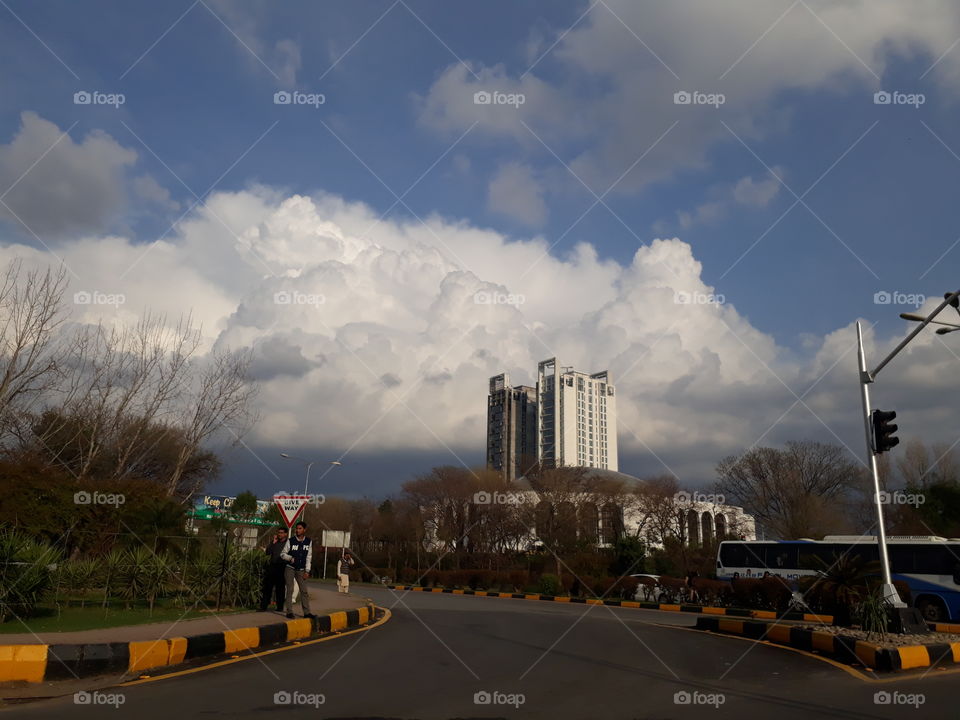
{"left": 3, "top": 585, "right": 957, "bottom": 719}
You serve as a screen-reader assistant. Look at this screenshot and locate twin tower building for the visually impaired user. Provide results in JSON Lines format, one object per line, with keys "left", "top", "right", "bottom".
{"left": 486, "top": 358, "right": 619, "bottom": 481}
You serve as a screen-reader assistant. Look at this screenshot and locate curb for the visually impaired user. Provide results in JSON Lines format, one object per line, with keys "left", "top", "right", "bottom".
{"left": 695, "top": 616, "right": 960, "bottom": 672}
{"left": 0, "top": 603, "right": 376, "bottom": 684}
{"left": 386, "top": 585, "right": 832, "bottom": 624}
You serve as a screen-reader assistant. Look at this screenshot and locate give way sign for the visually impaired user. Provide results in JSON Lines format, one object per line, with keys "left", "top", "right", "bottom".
{"left": 273, "top": 495, "right": 309, "bottom": 528}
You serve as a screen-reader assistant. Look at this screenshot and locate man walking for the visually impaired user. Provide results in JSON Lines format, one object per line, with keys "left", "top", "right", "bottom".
{"left": 337, "top": 550, "right": 355, "bottom": 594}
{"left": 259, "top": 526, "right": 288, "bottom": 612}
{"left": 281, "top": 521, "right": 315, "bottom": 619}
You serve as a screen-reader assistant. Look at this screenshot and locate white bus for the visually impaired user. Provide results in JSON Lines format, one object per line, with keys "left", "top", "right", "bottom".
{"left": 716, "top": 535, "right": 960, "bottom": 622}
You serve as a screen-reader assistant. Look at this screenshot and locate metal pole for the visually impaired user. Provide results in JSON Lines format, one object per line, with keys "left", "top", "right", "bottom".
{"left": 216, "top": 529, "right": 229, "bottom": 611}
{"left": 323, "top": 544, "right": 328, "bottom": 580}
{"left": 871, "top": 290, "right": 960, "bottom": 378}
{"left": 856, "top": 321, "right": 904, "bottom": 608}
{"left": 304, "top": 462, "right": 314, "bottom": 496}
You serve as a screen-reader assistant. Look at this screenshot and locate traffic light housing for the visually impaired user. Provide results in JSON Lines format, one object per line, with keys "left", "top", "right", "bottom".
{"left": 872, "top": 409, "right": 899, "bottom": 453}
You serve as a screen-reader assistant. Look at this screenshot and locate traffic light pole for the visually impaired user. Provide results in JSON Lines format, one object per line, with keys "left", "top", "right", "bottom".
{"left": 855, "top": 289, "right": 960, "bottom": 610}
{"left": 856, "top": 321, "right": 903, "bottom": 607}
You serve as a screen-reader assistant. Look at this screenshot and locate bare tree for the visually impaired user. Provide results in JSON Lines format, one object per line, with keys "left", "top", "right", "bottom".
{"left": 166, "top": 347, "right": 258, "bottom": 499}
{"left": 0, "top": 261, "right": 69, "bottom": 441}
{"left": 715, "top": 441, "right": 861, "bottom": 539}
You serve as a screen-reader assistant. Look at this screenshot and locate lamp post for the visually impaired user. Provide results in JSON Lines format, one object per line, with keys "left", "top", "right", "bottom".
{"left": 858, "top": 290, "right": 960, "bottom": 611}
{"left": 280, "top": 453, "right": 342, "bottom": 495}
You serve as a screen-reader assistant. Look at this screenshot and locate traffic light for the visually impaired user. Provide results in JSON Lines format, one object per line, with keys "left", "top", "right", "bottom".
{"left": 872, "top": 409, "right": 899, "bottom": 453}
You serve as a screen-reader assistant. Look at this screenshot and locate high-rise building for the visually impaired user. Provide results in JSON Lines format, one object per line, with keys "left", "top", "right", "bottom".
{"left": 537, "top": 358, "right": 618, "bottom": 471}
{"left": 486, "top": 373, "right": 538, "bottom": 481}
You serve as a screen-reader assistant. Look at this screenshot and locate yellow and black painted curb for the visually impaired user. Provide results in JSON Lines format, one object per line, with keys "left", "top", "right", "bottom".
{"left": 696, "top": 616, "right": 960, "bottom": 672}
{"left": 386, "top": 585, "right": 833, "bottom": 624}
{"left": 0, "top": 603, "right": 376, "bottom": 684}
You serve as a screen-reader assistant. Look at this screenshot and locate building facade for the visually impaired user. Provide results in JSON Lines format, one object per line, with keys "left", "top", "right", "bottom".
{"left": 536, "top": 358, "right": 618, "bottom": 471}
{"left": 486, "top": 373, "right": 538, "bottom": 481}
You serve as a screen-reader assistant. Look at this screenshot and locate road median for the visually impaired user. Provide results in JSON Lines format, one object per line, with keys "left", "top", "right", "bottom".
{"left": 696, "top": 616, "right": 960, "bottom": 672}
{"left": 0, "top": 602, "right": 376, "bottom": 685}
{"left": 386, "top": 584, "right": 833, "bottom": 623}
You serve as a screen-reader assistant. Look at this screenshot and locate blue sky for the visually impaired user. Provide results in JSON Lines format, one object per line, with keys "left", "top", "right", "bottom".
{"left": 3, "top": 0, "right": 960, "bottom": 499}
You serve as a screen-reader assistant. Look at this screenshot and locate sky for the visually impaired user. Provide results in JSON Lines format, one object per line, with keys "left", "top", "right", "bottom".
{"left": 3, "top": 0, "right": 960, "bottom": 501}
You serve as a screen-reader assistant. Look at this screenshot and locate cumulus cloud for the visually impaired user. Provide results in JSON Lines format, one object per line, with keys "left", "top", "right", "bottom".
{"left": 0, "top": 112, "right": 137, "bottom": 237}
{"left": 4, "top": 185, "right": 959, "bottom": 482}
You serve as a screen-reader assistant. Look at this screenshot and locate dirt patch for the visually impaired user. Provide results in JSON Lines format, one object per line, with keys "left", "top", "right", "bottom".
{"left": 794, "top": 623, "right": 960, "bottom": 648}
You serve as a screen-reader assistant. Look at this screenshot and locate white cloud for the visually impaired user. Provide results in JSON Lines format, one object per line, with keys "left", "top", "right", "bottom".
{"left": 674, "top": 168, "right": 783, "bottom": 229}
{"left": 733, "top": 172, "right": 781, "bottom": 207}
{"left": 487, "top": 162, "right": 547, "bottom": 226}
{"left": 418, "top": 1, "right": 960, "bottom": 193}
{"left": 5, "top": 185, "right": 959, "bottom": 482}
{"left": 205, "top": 0, "right": 302, "bottom": 87}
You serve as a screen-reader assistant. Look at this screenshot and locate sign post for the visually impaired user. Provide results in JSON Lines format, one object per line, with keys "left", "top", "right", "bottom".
{"left": 273, "top": 494, "right": 310, "bottom": 529}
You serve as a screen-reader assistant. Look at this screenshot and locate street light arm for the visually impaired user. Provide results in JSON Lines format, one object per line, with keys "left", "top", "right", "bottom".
{"left": 870, "top": 289, "right": 960, "bottom": 379}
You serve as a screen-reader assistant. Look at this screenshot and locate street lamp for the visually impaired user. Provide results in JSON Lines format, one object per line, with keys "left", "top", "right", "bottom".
{"left": 280, "top": 453, "right": 343, "bottom": 495}
{"left": 857, "top": 289, "right": 960, "bottom": 620}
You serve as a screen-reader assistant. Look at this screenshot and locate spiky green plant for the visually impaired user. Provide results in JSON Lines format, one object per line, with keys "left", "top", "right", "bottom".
{"left": 858, "top": 585, "right": 890, "bottom": 641}
{"left": 0, "top": 529, "right": 61, "bottom": 622}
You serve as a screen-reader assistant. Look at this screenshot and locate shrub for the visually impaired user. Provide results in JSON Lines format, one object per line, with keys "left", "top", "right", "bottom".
{"left": 616, "top": 576, "right": 640, "bottom": 600}
{"left": 0, "top": 529, "right": 60, "bottom": 622}
{"left": 508, "top": 570, "right": 529, "bottom": 591}
{"left": 56, "top": 558, "right": 100, "bottom": 606}
{"left": 537, "top": 573, "right": 561, "bottom": 596}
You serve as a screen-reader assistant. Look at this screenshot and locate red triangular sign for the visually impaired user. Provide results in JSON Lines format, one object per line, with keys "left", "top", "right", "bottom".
{"left": 274, "top": 495, "right": 309, "bottom": 528}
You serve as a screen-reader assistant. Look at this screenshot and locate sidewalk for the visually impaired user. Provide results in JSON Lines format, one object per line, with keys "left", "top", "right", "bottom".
{"left": 1, "top": 585, "right": 368, "bottom": 646}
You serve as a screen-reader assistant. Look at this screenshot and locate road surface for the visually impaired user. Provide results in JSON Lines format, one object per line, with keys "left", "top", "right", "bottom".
{"left": 2, "top": 585, "right": 955, "bottom": 719}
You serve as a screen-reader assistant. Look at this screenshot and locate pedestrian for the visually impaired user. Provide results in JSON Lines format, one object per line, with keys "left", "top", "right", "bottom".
{"left": 259, "top": 527, "right": 288, "bottom": 612}
{"left": 281, "top": 521, "right": 315, "bottom": 619}
{"left": 685, "top": 569, "right": 699, "bottom": 603}
{"left": 337, "top": 550, "right": 355, "bottom": 594}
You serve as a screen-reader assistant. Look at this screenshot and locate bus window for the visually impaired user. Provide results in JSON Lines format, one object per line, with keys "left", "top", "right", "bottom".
{"left": 888, "top": 546, "right": 915, "bottom": 574}
{"left": 718, "top": 543, "right": 747, "bottom": 568}
{"left": 913, "top": 546, "right": 953, "bottom": 575}
{"left": 764, "top": 545, "right": 798, "bottom": 570}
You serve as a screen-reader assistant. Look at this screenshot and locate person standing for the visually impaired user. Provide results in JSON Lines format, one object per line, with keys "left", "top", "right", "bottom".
{"left": 259, "top": 526, "right": 289, "bottom": 612}
{"left": 281, "top": 521, "right": 315, "bottom": 619}
{"left": 337, "top": 550, "right": 355, "bottom": 594}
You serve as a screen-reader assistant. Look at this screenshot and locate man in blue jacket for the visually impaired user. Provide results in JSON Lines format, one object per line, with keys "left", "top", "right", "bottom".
{"left": 281, "top": 521, "right": 315, "bottom": 619}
